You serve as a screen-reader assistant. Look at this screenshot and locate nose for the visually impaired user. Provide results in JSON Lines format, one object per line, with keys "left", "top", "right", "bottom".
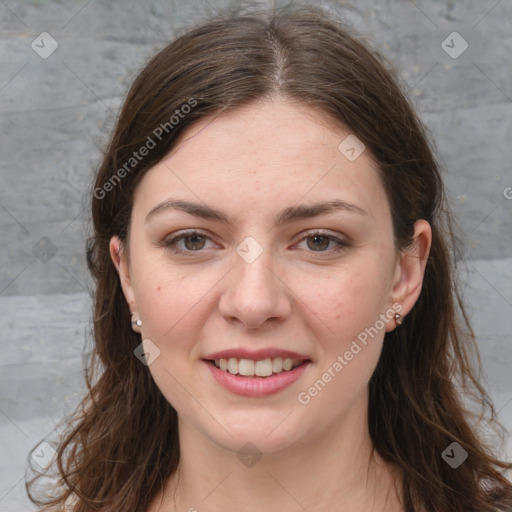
{"left": 218, "top": 249, "right": 292, "bottom": 330}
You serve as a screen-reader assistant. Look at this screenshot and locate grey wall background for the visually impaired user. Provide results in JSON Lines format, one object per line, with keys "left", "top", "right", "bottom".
{"left": 0, "top": 0, "right": 511, "bottom": 510}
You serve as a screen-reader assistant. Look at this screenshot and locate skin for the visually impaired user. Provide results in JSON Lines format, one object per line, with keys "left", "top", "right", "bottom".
{"left": 110, "top": 97, "right": 431, "bottom": 512}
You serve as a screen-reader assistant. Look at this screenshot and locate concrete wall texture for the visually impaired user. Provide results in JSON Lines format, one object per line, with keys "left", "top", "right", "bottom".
{"left": 0, "top": 0, "right": 511, "bottom": 510}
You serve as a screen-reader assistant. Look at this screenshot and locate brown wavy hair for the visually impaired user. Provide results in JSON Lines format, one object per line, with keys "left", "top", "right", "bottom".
{"left": 26, "top": 4, "right": 512, "bottom": 512}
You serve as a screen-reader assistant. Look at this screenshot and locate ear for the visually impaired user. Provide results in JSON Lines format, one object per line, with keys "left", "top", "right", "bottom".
{"left": 387, "top": 219, "right": 432, "bottom": 329}
{"left": 109, "top": 235, "right": 137, "bottom": 311}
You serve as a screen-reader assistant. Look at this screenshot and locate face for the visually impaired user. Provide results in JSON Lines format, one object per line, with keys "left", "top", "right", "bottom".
{"left": 111, "top": 97, "right": 428, "bottom": 455}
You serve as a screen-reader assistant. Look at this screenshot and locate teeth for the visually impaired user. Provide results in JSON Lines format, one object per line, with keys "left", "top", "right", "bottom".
{"left": 282, "top": 358, "right": 293, "bottom": 371}
{"left": 227, "top": 357, "right": 238, "bottom": 374}
{"left": 255, "top": 358, "right": 273, "bottom": 377}
{"left": 272, "top": 357, "right": 283, "bottom": 373}
{"left": 213, "top": 356, "right": 304, "bottom": 377}
{"left": 238, "top": 359, "right": 255, "bottom": 376}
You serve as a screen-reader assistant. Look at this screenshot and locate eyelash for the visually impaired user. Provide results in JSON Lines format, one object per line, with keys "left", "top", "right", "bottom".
{"left": 162, "top": 230, "right": 349, "bottom": 257}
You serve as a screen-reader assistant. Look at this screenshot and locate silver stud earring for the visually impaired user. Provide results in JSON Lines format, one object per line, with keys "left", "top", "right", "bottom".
{"left": 130, "top": 312, "right": 142, "bottom": 328}
{"left": 394, "top": 313, "right": 403, "bottom": 326}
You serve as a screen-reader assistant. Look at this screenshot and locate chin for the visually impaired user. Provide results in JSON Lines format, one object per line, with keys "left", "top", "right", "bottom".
{"left": 203, "top": 411, "right": 306, "bottom": 455}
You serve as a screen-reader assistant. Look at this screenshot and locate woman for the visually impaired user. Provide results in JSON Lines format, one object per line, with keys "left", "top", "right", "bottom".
{"left": 27, "top": 4, "right": 512, "bottom": 512}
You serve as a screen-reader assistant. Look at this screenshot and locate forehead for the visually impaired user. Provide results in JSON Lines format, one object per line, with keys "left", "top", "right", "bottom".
{"left": 169, "top": 98, "right": 359, "bottom": 169}
{"left": 133, "top": 97, "right": 389, "bottom": 223}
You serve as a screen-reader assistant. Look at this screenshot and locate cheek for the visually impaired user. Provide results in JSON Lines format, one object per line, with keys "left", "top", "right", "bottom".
{"left": 138, "top": 281, "right": 205, "bottom": 352}
{"left": 131, "top": 251, "right": 215, "bottom": 339}
{"left": 293, "top": 255, "right": 393, "bottom": 400}
{"left": 132, "top": 268, "right": 216, "bottom": 411}
{"left": 297, "top": 263, "right": 390, "bottom": 339}
{"left": 295, "top": 269, "right": 387, "bottom": 415}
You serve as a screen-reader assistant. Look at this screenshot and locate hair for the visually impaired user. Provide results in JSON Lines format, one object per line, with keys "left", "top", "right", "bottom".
{"left": 27, "top": 4, "right": 512, "bottom": 512}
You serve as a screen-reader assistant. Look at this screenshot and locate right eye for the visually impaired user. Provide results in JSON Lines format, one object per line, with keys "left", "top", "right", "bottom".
{"left": 162, "top": 230, "right": 216, "bottom": 255}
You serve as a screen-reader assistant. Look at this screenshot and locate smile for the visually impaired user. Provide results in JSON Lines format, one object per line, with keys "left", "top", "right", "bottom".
{"left": 210, "top": 357, "right": 305, "bottom": 377}
{"left": 204, "top": 358, "right": 311, "bottom": 397}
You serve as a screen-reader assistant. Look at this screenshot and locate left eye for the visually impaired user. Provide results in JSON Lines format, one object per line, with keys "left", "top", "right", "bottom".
{"left": 295, "top": 232, "right": 347, "bottom": 253}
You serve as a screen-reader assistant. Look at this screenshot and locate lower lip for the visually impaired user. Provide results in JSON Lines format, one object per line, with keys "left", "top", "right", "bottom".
{"left": 204, "top": 360, "right": 311, "bottom": 397}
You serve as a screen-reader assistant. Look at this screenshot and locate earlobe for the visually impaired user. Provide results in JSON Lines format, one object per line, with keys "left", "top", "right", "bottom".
{"left": 390, "top": 219, "right": 432, "bottom": 321}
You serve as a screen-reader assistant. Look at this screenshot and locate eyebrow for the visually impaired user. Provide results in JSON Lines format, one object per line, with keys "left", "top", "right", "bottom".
{"left": 145, "top": 198, "right": 367, "bottom": 226}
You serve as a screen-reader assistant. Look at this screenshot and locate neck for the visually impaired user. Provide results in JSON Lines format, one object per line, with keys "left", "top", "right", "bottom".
{"left": 151, "top": 398, "right": 402, "bottom": 512}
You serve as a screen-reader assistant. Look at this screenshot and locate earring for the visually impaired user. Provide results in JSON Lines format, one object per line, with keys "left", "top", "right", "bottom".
{"left": 394, "top": 313, "right": 403, "bottom": 326}
{"left": 130, "top": 312, "right": 142, "bottom": 332}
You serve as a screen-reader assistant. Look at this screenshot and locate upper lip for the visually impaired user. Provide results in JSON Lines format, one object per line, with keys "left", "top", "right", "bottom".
{"left": 203, "top": 348, "right": 311, "bottom": 361}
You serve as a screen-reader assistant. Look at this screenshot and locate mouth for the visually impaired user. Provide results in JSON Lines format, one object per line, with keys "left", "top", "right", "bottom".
{"left": 204, "top": 357, "right": 310, "bottom": 378}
